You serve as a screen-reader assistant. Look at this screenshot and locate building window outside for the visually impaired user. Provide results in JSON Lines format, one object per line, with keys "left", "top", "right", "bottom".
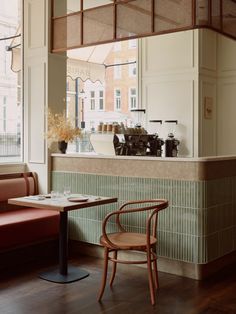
{"left": 99, "top": 90, "right": 104, "bottom": 110}
{"left": 114, "top": 89, "right": 121, "bottom": 111}
{"left": 114, "top": 59, "right": 121, "bottom": 79}
{"left": 129, "top": 88, "right": 137, "bottom": 110}
{"left": 90, "top": 91, "right": 95, "bottom": 110}
{"left": 66, "top": 77, "right": 80, "bottom": 130}
{"left": 129, "top": 60, "right": 136, "bottom": 77}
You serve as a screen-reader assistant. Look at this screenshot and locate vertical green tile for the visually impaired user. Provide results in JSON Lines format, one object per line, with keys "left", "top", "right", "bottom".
{"left": 51, "top": 171, "right": 236, "bottom": 264}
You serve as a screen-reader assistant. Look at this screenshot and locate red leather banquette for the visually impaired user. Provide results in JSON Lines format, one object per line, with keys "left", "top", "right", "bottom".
{"left": 0, "top": 172, "right": 59, "bottom": 251}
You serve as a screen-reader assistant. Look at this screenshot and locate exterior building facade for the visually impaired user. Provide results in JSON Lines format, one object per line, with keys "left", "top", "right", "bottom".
{"left": 0, "top": 0, "right": 21, "bottom": 159}
{"left": 66, "top": 39, "right": 137, "bottom": 132}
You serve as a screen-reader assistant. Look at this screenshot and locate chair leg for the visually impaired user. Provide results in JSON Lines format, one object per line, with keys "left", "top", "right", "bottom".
{"left": 147, "top": 249, "right": 156, "bottom": 306}
{"left": 152, "top": 248, "right": 159, "bottom": 289}
{"left": 98, "top": 247, "right": 109, "bottom": 301}
{"left": 109, "top": 250, "right": 118, "bottom": 287}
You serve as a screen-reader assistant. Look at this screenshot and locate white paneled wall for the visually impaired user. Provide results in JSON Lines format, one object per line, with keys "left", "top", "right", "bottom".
{"left": 199, "top": 30, "right": 217, "bottom": 157}
{"left": 141, "top": 31, "right": 199, "bottom": 157}
{"left": 199, "top": 29, "right": 236, "bottom": 156}
{"left": 141, "top": 29, "right": 236, "bottom": 157}
{"left": 217, "top": 35, "right": 236, "bottom": 155}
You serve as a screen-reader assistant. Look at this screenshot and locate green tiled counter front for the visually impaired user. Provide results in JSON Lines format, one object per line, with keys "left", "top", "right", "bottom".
{"left": 51, "top": 171, "right": 236, "bottom": 265}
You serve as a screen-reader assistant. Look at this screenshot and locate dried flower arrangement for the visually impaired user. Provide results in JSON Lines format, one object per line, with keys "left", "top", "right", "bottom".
{"left": 46, "top": 109, "right": 80, "bottom": 143}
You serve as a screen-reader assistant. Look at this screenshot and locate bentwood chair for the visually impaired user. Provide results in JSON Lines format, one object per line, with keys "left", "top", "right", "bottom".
{"left": 98, "top": 199, "right": 168, "bottom": 306}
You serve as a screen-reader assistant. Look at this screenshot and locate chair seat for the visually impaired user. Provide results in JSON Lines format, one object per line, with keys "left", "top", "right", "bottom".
{"left": 100, "top": 232, "right": 157, "bottom": 250}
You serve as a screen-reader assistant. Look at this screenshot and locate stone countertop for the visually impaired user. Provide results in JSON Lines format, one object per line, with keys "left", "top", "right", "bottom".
{"left": 51, "top": 153, "right": 236, "bottom": 181}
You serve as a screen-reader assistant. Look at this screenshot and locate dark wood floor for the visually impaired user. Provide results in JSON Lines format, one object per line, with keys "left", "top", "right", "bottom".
{"left": 0, "top": 254, "right": 236, "bottom": 314}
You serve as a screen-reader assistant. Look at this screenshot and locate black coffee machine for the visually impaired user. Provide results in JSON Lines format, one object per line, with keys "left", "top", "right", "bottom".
{"left": 114, "top": 133, "right": 164, "bottom": 157}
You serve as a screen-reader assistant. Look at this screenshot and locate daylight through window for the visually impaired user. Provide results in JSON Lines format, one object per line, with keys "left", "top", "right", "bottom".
{"left": 0, "top": 0, "right": 22, "bottom": 163}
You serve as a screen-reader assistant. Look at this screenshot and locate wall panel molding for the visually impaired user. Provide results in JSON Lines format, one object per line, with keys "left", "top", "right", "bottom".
{"left": 27, "top": 63, "right": 46, "bottom": 164}
{"left": 199, "top": 29, "right": 217, "bottom": 73}
{"left": 217, "top": 81, "right": 236, "bottom": 155}
{"left": 145, "top": 79, "right": 194, "bottom": 157}
{"left": 27, "top": 0, "right": 46, "bottom": 49}
{"left": 142, "top": 31, "right": 196, "bottom": 77}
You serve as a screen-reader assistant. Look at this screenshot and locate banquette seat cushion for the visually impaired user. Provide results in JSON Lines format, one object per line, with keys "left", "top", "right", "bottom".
{"left": 0, "top": 208, "right": 59, "bottom": 250}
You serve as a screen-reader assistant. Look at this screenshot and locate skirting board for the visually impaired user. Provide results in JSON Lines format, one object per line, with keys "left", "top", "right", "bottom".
{"left": 69, "top": 240, "right": 236, "bottom": 280}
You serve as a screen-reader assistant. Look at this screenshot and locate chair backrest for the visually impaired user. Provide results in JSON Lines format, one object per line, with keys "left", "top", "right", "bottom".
{"left": 102, "top": 199, "right": 168, "bottom": 248}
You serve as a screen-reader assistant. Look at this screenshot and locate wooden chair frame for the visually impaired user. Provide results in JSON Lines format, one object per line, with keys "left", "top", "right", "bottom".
{"left": 98, "top": 199, "right": 168, "bottom": 305}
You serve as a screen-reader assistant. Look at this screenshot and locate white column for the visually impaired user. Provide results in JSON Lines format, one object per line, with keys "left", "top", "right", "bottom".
{"left": 23, "top": 0, "right": 66, "bottom": 193}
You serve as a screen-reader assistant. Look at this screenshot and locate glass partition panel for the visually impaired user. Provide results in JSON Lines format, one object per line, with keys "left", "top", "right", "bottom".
{"left": 83, "top": 0, "right": 111, "bottom": 10}
{"left": 83, "top": 5, "right": 114, "bottom": 45}
{"left": 196, "top": 0, "right": 209, "bottom": 26}
{"left": 53, "top": 13, "right": 81, "bottom": 51}
{"left": 154, "top": 0, "right": 192, "bottom": 33}
{"left": 52, "top": 0, "right": 236, "bottom": 52}
{"left": 223, "top": 0, "right": 236, "bottom": 38}
{"left": 211, "top": 0, "right": 221, "bottom": 30}
{"left": 116, "top": 0, "right": 152, "bottom": 38}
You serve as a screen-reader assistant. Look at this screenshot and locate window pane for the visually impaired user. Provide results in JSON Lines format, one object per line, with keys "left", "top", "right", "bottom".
{"left": 129, "top": 87, "right": 137, "bottom": 109}
{"left": 90, "top": 91, "right": 95, "bottom": 110}
{"left": 0, "top": 0, "right": 22, "bottom": 163}
{"left": 66, "top": 38, "right": 138, "bottom": 152}
{"left": 114, "top": 89, "right": 121, "bottom": 110}
{"left": 99, "top": 90, "right": 104, "bottom": 110}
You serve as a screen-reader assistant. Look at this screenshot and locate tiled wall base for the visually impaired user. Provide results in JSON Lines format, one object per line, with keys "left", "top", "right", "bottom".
{"left": 52, "top": 171, "right": 236, "bottom": 265}
{"left": 70, "top": 240, "right": 236, "bottom": 280}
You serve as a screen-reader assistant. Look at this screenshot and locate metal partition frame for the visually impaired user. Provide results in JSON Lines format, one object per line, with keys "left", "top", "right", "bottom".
{"left": 51, "top": 0, "right": 236, "bottom": 52}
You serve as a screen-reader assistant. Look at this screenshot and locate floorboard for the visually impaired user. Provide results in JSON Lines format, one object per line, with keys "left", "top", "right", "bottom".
{"left": 0, "top": 255, "right": 236, "bottom": 314}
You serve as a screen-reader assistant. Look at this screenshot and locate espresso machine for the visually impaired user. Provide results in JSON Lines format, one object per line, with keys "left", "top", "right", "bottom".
{"left": 114, "top": 133, "right": 164, "bottom": 157}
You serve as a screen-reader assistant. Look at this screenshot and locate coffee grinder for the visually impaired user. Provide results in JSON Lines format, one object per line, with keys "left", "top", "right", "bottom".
{"left": 149, "top": 120, "right": 164, "bottom": 157}
{"left": 130, "top": 109, "right": 146, "bottom": 127}
{"left": 164, "top": 120, "right": 180, "bottom": 157}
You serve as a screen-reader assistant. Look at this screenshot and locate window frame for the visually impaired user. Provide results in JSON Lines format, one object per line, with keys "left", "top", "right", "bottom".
{"left": 90, "top": 90, "right": 96, "bottom": 110}
{"left": 98, "top": 89, "right": 105, "bottom": 111}
{"left": 129, "top": 87, "right": 137, "bottom": 110}
{"left": 114, "top": 88, "right": 121, "bottom": 111}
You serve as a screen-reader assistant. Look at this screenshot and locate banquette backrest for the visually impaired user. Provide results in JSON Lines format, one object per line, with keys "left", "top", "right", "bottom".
{"left": 0, "top": 172, "right": 38, "bottom": 210}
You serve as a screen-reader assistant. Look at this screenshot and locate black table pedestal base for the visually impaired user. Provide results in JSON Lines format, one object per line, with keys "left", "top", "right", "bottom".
{"left": 39, "top": 265, "right": 89, "bottom": 283}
